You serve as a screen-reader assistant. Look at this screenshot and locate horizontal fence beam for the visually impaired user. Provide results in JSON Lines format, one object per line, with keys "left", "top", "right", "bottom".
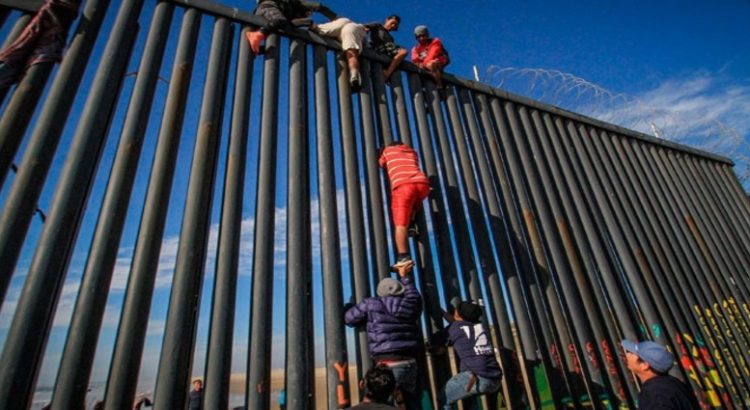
{"left": 0, "top": 0, "right": 44, "bottom": 13}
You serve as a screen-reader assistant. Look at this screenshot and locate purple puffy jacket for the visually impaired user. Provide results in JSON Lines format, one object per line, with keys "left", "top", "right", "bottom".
{"left": 344, "top": 275, "right": 423, "bottom": 356}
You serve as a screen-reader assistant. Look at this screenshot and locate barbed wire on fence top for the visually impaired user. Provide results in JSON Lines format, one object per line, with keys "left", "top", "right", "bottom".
{"left": 483, "top": 66, "right": 750, "bottom": 188}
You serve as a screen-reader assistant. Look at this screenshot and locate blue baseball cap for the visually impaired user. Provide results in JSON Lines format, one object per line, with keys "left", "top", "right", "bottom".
{"left": 621, "top": 339, "right": 675, "bottom": 373}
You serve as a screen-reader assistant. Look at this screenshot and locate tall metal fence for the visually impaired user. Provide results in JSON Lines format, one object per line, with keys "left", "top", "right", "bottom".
{"left": 1, "top": 1, "right": 750, "bottom": 409}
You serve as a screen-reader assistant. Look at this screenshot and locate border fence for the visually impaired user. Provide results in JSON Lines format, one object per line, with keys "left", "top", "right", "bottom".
{"left": 1, "top": 1, "right": 750, "bottom": 409}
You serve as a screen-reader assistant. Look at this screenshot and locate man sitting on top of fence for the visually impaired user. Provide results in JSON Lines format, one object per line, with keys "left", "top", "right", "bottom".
{"left": 245, "top": 0, "right": 337, "bottom": 56}
{"left": 364, "top": 15, "right": 408, "bottom": 82}
{"left": 378, "top": 141, "right": 430, "bottom": 272}
{"left": 411, "top": 25, "right": 450, "bottom": 89}
{"left": 310, "top": 16, "right": 367, "bottom": 91}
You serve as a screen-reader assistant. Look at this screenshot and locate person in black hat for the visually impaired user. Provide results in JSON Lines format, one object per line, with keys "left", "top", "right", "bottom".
{"left": 430, "top": 301, "right": 502, "bottom": 410}
{"left": 621, "top": 340, "right": 700, "bottom": 409}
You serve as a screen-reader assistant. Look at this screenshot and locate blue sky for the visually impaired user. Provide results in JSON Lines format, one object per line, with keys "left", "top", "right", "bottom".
{"left": 1, "top": 0, "right": 749, "bottom": 407}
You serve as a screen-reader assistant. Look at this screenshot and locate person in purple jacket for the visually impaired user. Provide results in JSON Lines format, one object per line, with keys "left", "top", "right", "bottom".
{"left": 344, "top": 263, "right": 423, "bottom": 410}
{"left": 431, "top": 301, "right": 502, "bottom": 410}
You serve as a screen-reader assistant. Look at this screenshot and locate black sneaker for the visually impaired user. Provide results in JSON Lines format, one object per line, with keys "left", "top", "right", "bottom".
{"left": 408, "top": 223, "right": 420, "bottom": 238}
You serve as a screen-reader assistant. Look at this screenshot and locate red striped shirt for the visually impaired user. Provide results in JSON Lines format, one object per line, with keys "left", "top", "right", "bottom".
{"left": 379, "top": 145, "right": 429, "bottom": 190}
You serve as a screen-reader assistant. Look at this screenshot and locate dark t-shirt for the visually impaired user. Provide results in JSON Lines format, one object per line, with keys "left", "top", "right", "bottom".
{"left": 432, "top": 320, "right": 502, "bottom": 379}
{"left": 638, "top": 375, "right": 700, "bottom": 409}
{"left": 188, "top": 389, "right": 202, "bottom": 410}
{"left": 364, "top": 23, "right": 394, "bottom": 47}
{"left": 348, "top": 401, "right": 396, "bottom": 409}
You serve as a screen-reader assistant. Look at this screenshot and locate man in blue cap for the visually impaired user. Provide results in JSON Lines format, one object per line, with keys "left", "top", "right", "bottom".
{"left": 621, "top": 340, "right": 700, "bottom": 409}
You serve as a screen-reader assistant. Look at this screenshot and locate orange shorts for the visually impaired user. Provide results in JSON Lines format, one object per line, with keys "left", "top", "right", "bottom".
{"left": 391, "top": 182, "right": 430, "bottom": 226}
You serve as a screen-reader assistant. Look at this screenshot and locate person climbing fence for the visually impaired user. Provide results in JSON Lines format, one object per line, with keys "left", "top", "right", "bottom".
{"left": 378, "top": 141, "right": 430, "bottom": 272}
{"left": 245, "top": 0, "right": 337, "bottom": 56}
{"left": 344, "top": 262, "right": 423, "bottom": 409}
{"left": 430, "top": 301, "right": 503, "bottom": 410}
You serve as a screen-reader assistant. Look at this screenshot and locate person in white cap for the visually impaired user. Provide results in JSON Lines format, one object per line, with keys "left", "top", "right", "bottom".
{"left": 621, "top": 340, "right": 700, "bottom": 409}
{"left": 410, "top": 25, "right": 449, "bottom": 89}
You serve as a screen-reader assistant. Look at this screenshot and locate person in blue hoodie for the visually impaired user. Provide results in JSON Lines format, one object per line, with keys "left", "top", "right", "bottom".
{"left": 431, "top": 301, "right": 502, "bottom": 410}
{"left": 345, "top": 263, "right": 423, "bottom": 409}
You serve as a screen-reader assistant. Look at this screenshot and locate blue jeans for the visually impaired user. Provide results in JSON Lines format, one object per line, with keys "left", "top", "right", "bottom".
{"left": 381, "top": 359, "right": 419, "bottom": 409}
{"left": 443, "top": 371, "right": 501, "bottom": 410}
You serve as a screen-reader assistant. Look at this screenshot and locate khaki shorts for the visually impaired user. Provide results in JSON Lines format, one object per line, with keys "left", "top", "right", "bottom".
{"left": 315, "top": 18, "right": 366, "bottom": 51}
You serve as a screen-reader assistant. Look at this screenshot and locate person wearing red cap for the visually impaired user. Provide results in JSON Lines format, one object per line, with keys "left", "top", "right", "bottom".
{"left": 621, "top": 340, "right": 700, "bottom": 409}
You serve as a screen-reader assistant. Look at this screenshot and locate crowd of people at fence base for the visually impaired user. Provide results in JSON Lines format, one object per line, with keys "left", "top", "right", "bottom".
{"left": 245, "top": 1, "right": 449, "bottom": 92}
{"left": 344, "top": 261, "right": 503, "bottom": 410}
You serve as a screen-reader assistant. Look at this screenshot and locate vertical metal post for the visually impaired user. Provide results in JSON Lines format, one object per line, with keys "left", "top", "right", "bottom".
{"left": 500, "top": 100, "right": 589, "bottom": 405}
{"left": 0, "top": 2, "right": 137, "bottom": 409}
{"left": 153, "top": 16, "right": 231, "bottom": 410}
{"left": 246, "top": 31, "right": 281, "bottom": 410}
{"left": 404, "top": 72, "right": 459, "bottom": 401}
{"left": 0, "top": 13, "right": 32, "bottom": 104}
{"left": 389, "top": 73, "right": 413, "bottom": 146}
{"left": 541, "top": 114, "right": 642, "bottom": 405}
{"left": 570, "top": 125, "right": 700, "bottom": 392}
{"left": 357, "top": 59, "right": 390, "bottom": 281}
{"left": 285, "top": 37, "right": 313, "bottom": 410}
{"left": 0, "top": 0, "right": 112, "bottom": 304}
{"left": 587, "top": 128, "right": 728, "bottom": 406}
{"left": 526, "top": 110, "right": 635, "bottom": 406}
{"left": 424, "top": 83, "right": 482, "bottom": 302}
{"left": 609, "top": 133, "right": 748, "bottom": 405}
{"left": 716, "top": 165, "right": 750, "bottom": 227}
{"left": 665, "top": 151, "right": 750, "bottom": 305}
{"left": 397, "top": 73, "right": 451, "bottom": 409}
{"left": 690, "top": 159, "right": 750, "bottom": 264}
{"left": 313, "top": 44, "right": 351, "bottom": 410}
{"left": 50, "top": 3, "right": 172, "bottom": 408}
{"left": 1, "top": 13, "right": 30, "bottom": 48}
{"left": 657, "top": 149, "right": 750, "bottom": 372}
{"left": 369, "top": 61, "right": 394, "bottom": 146}
{"left": 204, "top": 25, "right": 254, "bottom": 410}
{"left": 473, "top": 93, "right": 546, "bottom": 407}
{"left": 103, "top": 9, "right": 201, "bottom": 409}
{"left": 626, "top": 140, "right": 750, "bottom": 405}
{"left": 487, "top": 96, "right": 570, "bottom": 407}
{"left": 515, "top": 105, "right": 611, "bottom": 408}
{"left": 335, "top": 52, "right": 372, "bottom": 385}
{"left": 454, "top": 88, "right": 525, "bottom": 408}
{"left": 444, "top": 88, "right": 505, "bottom": 329}
{"left": 0, "top": 56, "right": 53, "bottom": 187}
